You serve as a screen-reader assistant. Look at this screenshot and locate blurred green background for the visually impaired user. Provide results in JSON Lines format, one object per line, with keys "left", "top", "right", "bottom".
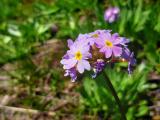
{"left": 0, "top": 0, "right": 159, "bottom": 120}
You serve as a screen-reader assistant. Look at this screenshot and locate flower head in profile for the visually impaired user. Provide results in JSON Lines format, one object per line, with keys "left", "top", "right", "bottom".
{"left": 104, "top": 7, "right": 120, "bottom": 23}
{"left": 121, "top": 48, "right": 136, "bottom": 74}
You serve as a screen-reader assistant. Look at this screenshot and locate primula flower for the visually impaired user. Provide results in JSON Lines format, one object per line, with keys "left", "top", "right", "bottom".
{"left": 121, "top": 48, "right": 136, "bottom": 74}
{"left": 60, "top": 29, "right": 134, "bottom": 120}
{"left": 96, "top": 32, "right": 123, "bottom": 58}
{"left": 60, "top": 38, "right": 92, "bottom": 74}
{"left": 87, "top": 30, "right": 111, "bottom": 46}
{"left": 92, "top": 59, "right": 106, "bottom": 78}
{"left": 104, "top": 7, "right": 120, "bottom": 23}
{"left": 60, "top": 29, "right": 135, "bottom": 81}
{"left": 64, "top": 68, "right": 77, "bottom": 82}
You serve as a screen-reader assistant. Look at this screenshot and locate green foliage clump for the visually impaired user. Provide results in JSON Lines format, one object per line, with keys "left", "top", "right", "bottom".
{"left": 80, "top": 64, "right": 154, "bottom": 119}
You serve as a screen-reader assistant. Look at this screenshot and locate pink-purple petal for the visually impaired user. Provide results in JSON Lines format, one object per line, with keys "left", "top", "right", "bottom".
{"left": 77, "top": 61, "right": 85, "bottom": 73}
{"left": 81, "top": 45, "right": 90, "bottom": 53}
{"left": 67, "top": 39, "right": 74, "bottom": 48}
{"left": 112, "top": 46, "right": 122, "bottom": 56}
{"left": 104, "top": 48, "right": 112, "bottom": 58}
{"left": 99, "top": 47, "right": 107, "bottom": 53}
{"left": 103, "top": 32, "right": 112, "bottom": 41}
{"left": 63, "top": 58, "right": 77, "bottom": 69}
{"left": 82, "top": 52, "right": 92, "bottom": 59}
{"left": 82, "top": 60, "right": 91, "bottom": 70}
{"left": 113, "top": 37, "right": 123, "bottom": 45}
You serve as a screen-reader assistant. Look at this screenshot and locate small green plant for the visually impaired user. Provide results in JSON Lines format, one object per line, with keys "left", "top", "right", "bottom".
{"left": 80, "top": 64, "right": 152, "bottom": 119}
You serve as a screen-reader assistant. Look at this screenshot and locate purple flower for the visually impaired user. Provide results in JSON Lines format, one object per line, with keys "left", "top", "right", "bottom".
{"left": 112, "top": 33, "right": 130, "bottom": 46}
{"left": 96, "top": 32, "right": 123, "bottom": 58}
{"left": 121, "top": 48, "right": 136, "bottom": 74}
{"left": 60, "top": 38, "right": 92, "bottom": 74}
{"left": 87, "top": 30, "right": 111, "bottom": 46}
{"left": 76, "top": 33, "right": 90, "bottom": 45}
{"left": 64, "top": 68, "right": 77, "bottom": 82}
{"left": 61, "top": 29, "right": 136, "bottom": 80}
{"left": 92, "top": 59, "right": 106, "bottom": 78}
{"left": 104, "top": 7, "right": 120, "bottom": 23}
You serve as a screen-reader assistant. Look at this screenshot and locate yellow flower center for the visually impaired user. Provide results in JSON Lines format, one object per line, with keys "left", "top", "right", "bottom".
{"left": 92, "top": 34, "right": 99, "bottom": 38}
{"left": 75, "top": 51, "right": 82, "bottom": 60}
{"left": 105, "top": 40, "right": 113, "bottom": 47}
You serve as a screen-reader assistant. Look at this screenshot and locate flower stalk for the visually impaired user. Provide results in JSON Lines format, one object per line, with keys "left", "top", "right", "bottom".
{"left": 102, "top": 71, "right": 127, "bottom": 120}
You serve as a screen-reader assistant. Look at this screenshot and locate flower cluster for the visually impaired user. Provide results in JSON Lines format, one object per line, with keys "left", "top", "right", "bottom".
{"left": 104, "top": 7, "right": 120, "bottom": 23}
{"left": 60, "top": 30, "right": 136, "bottom": 82}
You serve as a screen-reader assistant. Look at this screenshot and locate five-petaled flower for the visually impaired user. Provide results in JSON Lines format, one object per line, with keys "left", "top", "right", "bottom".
{"left": 96, "top": 31, "right": 123, "bottom": 58}
{"left": 60, "top": 37, "right": 92, "bottom": 74}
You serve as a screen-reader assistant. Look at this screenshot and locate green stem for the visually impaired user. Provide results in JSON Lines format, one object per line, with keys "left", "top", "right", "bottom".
{"left": 102, "top": 71, "right": 127, "bottom": 120}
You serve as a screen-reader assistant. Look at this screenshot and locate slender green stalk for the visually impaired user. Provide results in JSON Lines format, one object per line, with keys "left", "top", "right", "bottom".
{"left": 102, "top": 71, "right": 127, "bottom": 120}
